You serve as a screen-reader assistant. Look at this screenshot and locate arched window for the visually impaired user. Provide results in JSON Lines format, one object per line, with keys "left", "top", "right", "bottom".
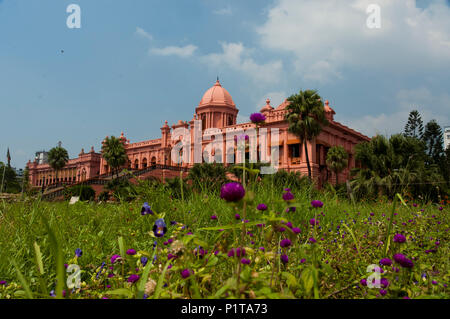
{"left": 202, "top": 114, "right": 207, "bottom": 130}
{"left": 142, "top": 158, "right": 148, "bottom": 169}
{"left": 134, "top": 159, "right": 139, "bottom": 169}
{"left": 151, "top": 157, "right": 157, "bottom": 166}
{"left": 227, "top": 115, "right": 233, "bottom": 126}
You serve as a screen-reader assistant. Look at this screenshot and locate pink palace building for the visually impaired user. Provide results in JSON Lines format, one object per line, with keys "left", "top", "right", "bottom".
{"left": 27, "top": 79, "right": 370, "bottom": 188}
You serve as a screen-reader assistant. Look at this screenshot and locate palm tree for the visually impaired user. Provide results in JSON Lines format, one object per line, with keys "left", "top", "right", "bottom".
{"left": 48, "top": 146, "right": 69, "bottom": 184}
{"left": 101, "top": 136, "right": 128, "bottom": 179}
{"left": 326, "top": 146, "right": 348, "bottom": 185}
{"left": 285, "top": 89, "right": 328, "bottom": 179}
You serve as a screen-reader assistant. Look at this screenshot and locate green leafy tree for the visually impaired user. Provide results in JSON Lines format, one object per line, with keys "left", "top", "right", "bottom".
{"left": 326, "top": 146, "right": 349, "bottom": 185}
{"left": 47, "top": 146, "right": 69, "bottom": 183}
{"left": 101, "top": 136, "right": 128, "bottom": 179}
{"left": 422, "top": 120, "right": 444, "bottom": 165}
{"left": 285, "top": 89, "right": 328, "bottom": 179}
{"left": 351, "top": 134, "right": 445, "bottom": 201}
{"left": 0, "top": 162, "right": 21, "bottom": 193}
{"left": 404, "top": 110, "right": 424, "bottom": 139}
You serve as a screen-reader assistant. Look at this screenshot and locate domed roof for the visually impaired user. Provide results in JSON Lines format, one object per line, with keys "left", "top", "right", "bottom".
{"left": 199, "top": 79, "right": 236, "bottom": 108}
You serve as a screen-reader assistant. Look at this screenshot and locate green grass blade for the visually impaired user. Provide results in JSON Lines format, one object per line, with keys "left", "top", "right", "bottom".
{"left": 153, "top": 260, "right": 171, "bottom": 299}
{"left": 10, "top": 258, "right": 34, "bottom": 299}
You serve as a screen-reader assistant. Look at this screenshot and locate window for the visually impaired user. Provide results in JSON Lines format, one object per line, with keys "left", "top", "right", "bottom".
{"left": 290, "top": 144, "right": 301, "bottom": 158}
{"left": 227, "top": 115, "right": 233, "bottom": 126}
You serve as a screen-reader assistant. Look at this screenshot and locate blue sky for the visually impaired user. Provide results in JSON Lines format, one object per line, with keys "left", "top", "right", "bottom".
{"left": 0, "top": 0, "right": 449, "bottom": 169}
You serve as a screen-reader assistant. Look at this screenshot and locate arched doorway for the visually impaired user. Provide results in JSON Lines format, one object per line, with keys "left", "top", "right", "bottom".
{"left": 151, "top": 156, "right": 157, "bottom": 166}
{"left": 134, "top": 159, "right": 139, "bottom": 169}
{"left": 142, "top": 158, "right": 148, "bottom": 169}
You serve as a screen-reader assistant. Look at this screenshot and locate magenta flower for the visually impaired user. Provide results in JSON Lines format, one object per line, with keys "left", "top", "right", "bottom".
{"left": 220, "top": 182, "right": 245, "bottom": 202}
{"left": 211, "top": 215, "right": 218, "bottom": 220}
{"left": 309, "top": 237, "right": 317, "bottom": 244}
{"left": 393, "top": 234, "right": 406, "bottom": 243}
{"left": 127, "top": 274, "right": 140, "bottom": 283}
{"left": 360, "top": 279, "right": 367, "bottom": 286}
{"left": 280, "top": 239, "right": 292, "bottom": 248}
{"left": 280, "top": 254, "right": 289, "bottom": 264}
{"left": 282, "top": 190, "right": 294, "bottom": 201}
{"left": 292, "top": 227, "right": 301, "bottom": 234}
{"left": 181, "top": 269, "right": 193, "bottom": 279}
{"left": 309, "top": 218, "right": 319, "bottom": 226}
{"left": 126, "top": 249, "right": 136, "bottom": 255}
{"left": 249, "top": 112, "right": 266, "bottom": 124}
{"left": 235, "top": 213, "right": 241, "bottom": 220}
{"left": 241, "top": 258, "right": 251, "bottom": 265}
{"left": 227, "top": 247, "right": 246, "bottom": 257}
{"left": 257, "top": 203, "right": 268, "bottom": 211}
{"left": 381, "top": 278, "right": 389, "bottom": 288}
{"left": 379, "top": 258, "right": 392, "bottom": 266}
{"left": 379, "top": 289, "right": 387, "bottom": 296}
{"left": 438, "top": 206, "right": 443, "bottom": 211}
{"left": 110, "top": 254, "right": 121, "bottom": 264}
{"left": 311, "top": 200, "right": 323, "bottom": 208}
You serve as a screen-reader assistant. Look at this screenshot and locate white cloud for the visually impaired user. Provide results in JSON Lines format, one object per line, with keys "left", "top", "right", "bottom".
{"left": 201, "top": 42, "right": 283, "bottom": 84}
{"left": 338, "top": 87, "right": 450, "bottom": 137}
{"left": 257, "top": 0, "right": 450, "bottom": 83}
{"left": 213, "top": 6, "right": 232, "bottom": 15}
{"left": 150, "top": 44, "right": 198, "bottom": 58}
{"left": 135, "top": 27, "right": 153, "bottom": 41}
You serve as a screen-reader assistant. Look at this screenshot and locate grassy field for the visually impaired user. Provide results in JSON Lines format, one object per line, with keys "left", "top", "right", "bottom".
{"left": 0, "top": 181, "right": 448, "bottom": 299}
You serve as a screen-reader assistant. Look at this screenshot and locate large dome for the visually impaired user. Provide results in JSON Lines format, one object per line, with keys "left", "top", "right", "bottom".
{"left": 198, "top": 79, "right": 236, "bottom": 108}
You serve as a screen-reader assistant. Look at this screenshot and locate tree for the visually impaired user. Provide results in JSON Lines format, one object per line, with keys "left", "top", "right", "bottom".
{"left": 404, "top": 110, "right": 424, "bottom": 139}
{"left": 326, "top": 146, "right": 349, "bottom": 185}
{"left": 101, "top": 136, "right": 128, "bottom": 179}
{"left": 351, "top": 134, "right": 444, "bottom": 201}
{"left": 47, "top": 146, "right": 69, "bottom": 184}
{"left": 285, "top": 89, "right": 328, "bottom": 179}
{"left": 0, "top": 162, "right": 21, "bottom": 193}
{"left": 422, "top": 120, "right": 444, "bottom": 165}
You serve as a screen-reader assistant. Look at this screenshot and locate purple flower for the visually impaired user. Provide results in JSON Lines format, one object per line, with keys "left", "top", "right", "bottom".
{"left": 309, "top": 237, "right": 317, "bottom": 244}
{"left": 75, "top": 248, "right": 82, "bottom": 258}
{"left": 393, "top": 234, "right": 406, "bottom": 243}
{"left": 250, "top": 112, "right": 266, "bottom": 124}
{"left": 381, "top": 278, "right": 389, "bottom": 288}
{"left": 259, "top": 247, "right": 265, "bottom": 252}
{"left": 126, "top": 249, "right": 137, "bottom": 255}
{"left": 241, "top": 258, "right": 251, "bottom": 265}
{"left": 309, "top": 218, "right": 319, "bottom": 226}
{"left": 438, "top": 206, "right": 443, "bottom": 211}
{"left": 300, "top": 258, "right": 306, "bottom": 263}
{"left": 141, "top": 256, "right": 148, "bottom": 267}
{"left": 282, "top": 190, "right": 294, "bottom": 201}
{"left": 379, "top": 289, "right": 387, "bottom": 296}
{"left": 127, "top": 274, "right": 140, "bottom": 283}
{"left": 360, "top": 279, "right": 367, "bottom": 286}
{"left": 211, "top": 215, "right": 218, "bottom": 220}
{"left": 280, "top": 239, "right": 292, "bottom": 248}
{"left": 110, "top": 254, "right": 121, "bottom": 264}
{"left": 285, "top": 221, "right": 293, "bottom": 229}
{"left": 400, "top": 258, "right": 414, "bottom": 268}
{"left": 194, "top": 246, "right": 207, "bottom": 258}
{"left": 0, "top": 280, "right": 7, "bottom": 285}
{"left": 432, "top": 280, "right": 438, "bottom": 285}
{"left": 235, "top": 213, "right": 241, "bottom": 220}
{"left": 181, "top": 269, "right": 193, "bottom": 279}
{"left": 311, "top": 200, "right": 324, "bottom": 208}
{"left": 380, "top": 258, "right": 392, "bottom": 266}
{"left": 227, "top": 247, "right": 246, "bottom": 257}
{"left": 220, "top": 182, "right": 245, "bottom": 202}
{"left": 141, "top": 202, "right": 153, "bottom": 215}
{"left": 257, "top": 203, "right": 268, "bottom": 211}
{"left": 153, "top": 218, "right": 167, "bottom": 237}
{"left": 292, "top": 227, "right": 301, "bottom": 234}
{"left": 280, "top": 254, "right": 289, "bottom": 264}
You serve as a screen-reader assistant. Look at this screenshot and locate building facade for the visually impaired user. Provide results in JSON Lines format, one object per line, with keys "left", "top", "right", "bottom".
{"left": 28, "top": 80, "right": 370, "bottom": 187}
{"left": 444, "top": 126, "right": 450, "bottom": 151}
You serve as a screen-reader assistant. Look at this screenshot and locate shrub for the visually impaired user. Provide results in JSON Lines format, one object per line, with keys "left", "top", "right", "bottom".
{"left": 64, "top": 185, "right": 96, "bottom": 201}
